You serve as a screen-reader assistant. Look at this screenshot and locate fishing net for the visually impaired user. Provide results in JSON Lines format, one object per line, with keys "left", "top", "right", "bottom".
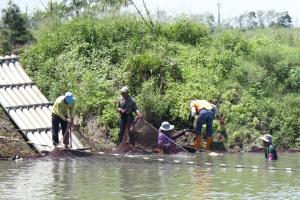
{"left": 130, "top": 118, "right": 158, "bottom": 149}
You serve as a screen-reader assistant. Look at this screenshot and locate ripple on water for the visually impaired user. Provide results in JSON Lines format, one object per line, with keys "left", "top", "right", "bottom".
{"left": 0, "top": 153, "right": 300, "bottom": 199}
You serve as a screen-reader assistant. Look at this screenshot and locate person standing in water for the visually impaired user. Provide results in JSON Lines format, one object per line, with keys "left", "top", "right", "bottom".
{"left": 259, "top": 134, "right": 278, "bottom": 160}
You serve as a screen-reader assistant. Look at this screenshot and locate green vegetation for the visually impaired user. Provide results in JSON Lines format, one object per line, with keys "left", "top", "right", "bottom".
{"left": 20, "top": 14, "right": 300, "bottom": 150}
{"left": 0, "top": 0, "right": 33, "bottom": 55}
{"left": 0, "top": 0, "right": 298, "bottom": 150}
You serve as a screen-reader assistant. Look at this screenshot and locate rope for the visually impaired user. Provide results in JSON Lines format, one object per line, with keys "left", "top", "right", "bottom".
{"left": 97, "top": 151, "right": 297, "bottom": 172}
{"left": 138, "top": 120, "right": 217, "bottom": 154}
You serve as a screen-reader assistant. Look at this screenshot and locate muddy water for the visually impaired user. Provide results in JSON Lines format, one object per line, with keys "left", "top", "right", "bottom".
{"left": 0, "top": 153, "right": 299, "bottom": 200}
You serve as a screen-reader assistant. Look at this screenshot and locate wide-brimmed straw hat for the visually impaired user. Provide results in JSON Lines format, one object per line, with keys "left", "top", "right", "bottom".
{"left": 259, "top": 134, "right": 273, "bottom": 143}
{"left": 159, "top": 121, "right": 174, "bottom": 131}
{"left": 120, "top": 86, "right": 129, "bottom": 93}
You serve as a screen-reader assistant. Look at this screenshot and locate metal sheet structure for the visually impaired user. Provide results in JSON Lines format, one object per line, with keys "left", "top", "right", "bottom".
{"left": 0, "top": 55, "right": 84, "bottom": 152}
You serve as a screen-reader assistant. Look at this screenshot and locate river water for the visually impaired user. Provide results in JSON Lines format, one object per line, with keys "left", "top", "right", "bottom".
{"left": 0, "top": 152, "right": 299, "bottom": 200}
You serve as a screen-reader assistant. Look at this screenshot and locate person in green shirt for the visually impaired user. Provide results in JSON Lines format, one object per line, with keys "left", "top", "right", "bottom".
{"left": 259, "top": 134, "right": 278, "bottom": 160}
{"left": 51, "top": 92, "right": 76, "bottom": 148}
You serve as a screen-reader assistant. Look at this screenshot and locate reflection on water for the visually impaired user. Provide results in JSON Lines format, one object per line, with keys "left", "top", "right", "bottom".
{"left": 0, "top": 153, "right": 300, "bottom": 200}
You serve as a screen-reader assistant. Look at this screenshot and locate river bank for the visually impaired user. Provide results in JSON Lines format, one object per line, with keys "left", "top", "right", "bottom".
{"left": 1, "top": 107, "right": 299, "bottom": 160}
{"left": 0, "top": 108, "right": 36, "bottom": 160}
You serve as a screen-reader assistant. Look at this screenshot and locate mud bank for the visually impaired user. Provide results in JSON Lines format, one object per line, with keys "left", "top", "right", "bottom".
{"left": 1, "top": 108, "right": 298, "bottom": 160}
{"left": 0, "top": 107, "right": 36, "bottom": 160}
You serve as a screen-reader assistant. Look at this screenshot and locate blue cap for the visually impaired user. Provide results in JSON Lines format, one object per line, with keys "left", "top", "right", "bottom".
{"left": 65, "top": 92, "right": 74, "bottom": 105}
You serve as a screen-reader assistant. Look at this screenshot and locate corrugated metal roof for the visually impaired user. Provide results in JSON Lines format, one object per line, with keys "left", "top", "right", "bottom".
{"left": 0, "top": 55, "right": 84, "bottom": 152}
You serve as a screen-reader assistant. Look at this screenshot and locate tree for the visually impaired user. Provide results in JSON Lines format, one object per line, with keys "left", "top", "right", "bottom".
{"left": 231, "top": 10, "right": 293, "bottom": 29}
{"left": 1, "top": 0, "right": 33, "bottom": 54}
{"left": 276, "top": 11, "right": 293, "bottom": 28}
{"left": 256, "top": 10, "right": 265, "bottom": 28}
{"left": 247, "top": 11, "right": 257, "bottom": 29}
{"left": 191, "top": 13, "right": 215, "bottom": 31}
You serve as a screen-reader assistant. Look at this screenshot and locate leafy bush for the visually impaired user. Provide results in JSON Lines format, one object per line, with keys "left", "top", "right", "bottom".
{"left": 20, "top": 15, "right": 300, "bottom": 149}
{"left": 216, "top": 30, "right": 252, "bottom": 56}
{"left": 124, "top": 52, "right": 182, "bottom": 95}
{"left": 163, "top": 17, "right": 210, "bottom": 46}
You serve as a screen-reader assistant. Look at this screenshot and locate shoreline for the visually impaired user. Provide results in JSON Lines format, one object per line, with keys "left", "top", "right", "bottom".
{"left": 1, "top": 146, "right": 300, "bottom": 161}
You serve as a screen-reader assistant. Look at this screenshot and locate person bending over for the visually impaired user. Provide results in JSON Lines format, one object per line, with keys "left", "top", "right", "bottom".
{"left": 51, "top": 92, "right": 75, "bottom": 148}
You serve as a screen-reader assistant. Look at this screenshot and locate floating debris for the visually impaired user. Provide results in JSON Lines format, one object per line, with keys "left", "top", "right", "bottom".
{"left": 143, "top": 157, "right": 150, "bottom": 161}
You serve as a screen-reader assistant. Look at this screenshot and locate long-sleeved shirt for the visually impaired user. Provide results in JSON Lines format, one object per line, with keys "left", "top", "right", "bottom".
{"left": 51, "top": 96, "right": 76, "bottom": 121}
{"left": 117, "top": 96, "right": 138, "bottom": 116}
{"left": 157, "top": 131, "right": 184, "bottom": 146}
{"left": 264, "top": 144, "right": 278, "bottom": 160}
{"left": 158, "top": 132, "right": 172, "bottom": 145}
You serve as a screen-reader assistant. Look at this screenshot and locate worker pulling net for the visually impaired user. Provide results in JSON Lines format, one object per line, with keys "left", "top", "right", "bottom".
{"left": 130, "top": 118, "right": 197, "bottom": 154}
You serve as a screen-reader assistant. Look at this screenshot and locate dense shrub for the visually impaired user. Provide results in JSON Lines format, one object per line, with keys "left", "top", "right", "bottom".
{"left": 21, "top": 15, "right": 300, "bottom": 149}
{"left": 163, "top": 17, "right": 210, "bottom": 46}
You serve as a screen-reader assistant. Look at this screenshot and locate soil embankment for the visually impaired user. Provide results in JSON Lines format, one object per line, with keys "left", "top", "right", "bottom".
{"left": 0, "top": 107, "right": 36, "bottom": 160}
{"left": 1, "top": 107, "right": 298, "bottom": 160}
{"left": 0, "top": 111, "right": 117, "bottom": 160}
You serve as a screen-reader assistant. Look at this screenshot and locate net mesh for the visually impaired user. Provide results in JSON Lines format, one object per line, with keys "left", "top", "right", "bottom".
{"left": 130, "top": 119, "right": 158, "bottom": 149}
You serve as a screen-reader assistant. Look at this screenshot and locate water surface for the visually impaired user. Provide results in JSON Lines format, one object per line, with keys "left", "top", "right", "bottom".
{"left": 0, "top": 152, "right": 299, "bottom": 200}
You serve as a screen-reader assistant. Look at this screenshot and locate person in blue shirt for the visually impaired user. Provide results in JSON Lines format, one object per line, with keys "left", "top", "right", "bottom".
{"left": 259, "top": 134, "right": 278, "bottom": 160}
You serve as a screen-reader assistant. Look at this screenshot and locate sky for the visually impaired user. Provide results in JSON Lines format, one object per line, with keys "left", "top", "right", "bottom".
{"left": 1, "top": 0, "right": 299, "bottom": 26}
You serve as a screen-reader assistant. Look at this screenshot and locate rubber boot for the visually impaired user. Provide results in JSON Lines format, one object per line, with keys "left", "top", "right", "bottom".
{"left": 193, "top": 136, "right": 203, "bottom": 149}
{"left": 206, "top": 137, "right": 213, "bottom": 150}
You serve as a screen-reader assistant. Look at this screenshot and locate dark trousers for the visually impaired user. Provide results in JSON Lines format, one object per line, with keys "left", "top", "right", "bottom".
{"left": 118, "top": 115, "right": 135, "bottom": 145}
{"left": 52, "top": 114, "right": 68, "bottom": 145}
{"left": 196, "top": 109, "right": 215, "bottom": 137}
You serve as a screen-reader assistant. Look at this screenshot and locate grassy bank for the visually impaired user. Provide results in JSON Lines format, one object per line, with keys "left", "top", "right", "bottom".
{"left": 20, "top": 15, "right": 300, "bottom": 150}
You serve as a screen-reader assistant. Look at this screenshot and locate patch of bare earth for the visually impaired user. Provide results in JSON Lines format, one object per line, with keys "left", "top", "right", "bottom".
{"left": 0, "top": 107, "right": 36, "bottom": 160}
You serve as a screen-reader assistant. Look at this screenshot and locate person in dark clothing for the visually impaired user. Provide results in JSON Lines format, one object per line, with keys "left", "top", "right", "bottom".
{"left": 117, "top": 86, "right": 142, "bottom": 146}
{"left": 259, "top": 134, "right": 278, "bottom": 160}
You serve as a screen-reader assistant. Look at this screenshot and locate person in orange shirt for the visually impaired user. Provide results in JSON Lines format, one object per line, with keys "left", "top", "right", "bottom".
{"left": 189, "top": 100, "right": 223, "bottom": 150}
